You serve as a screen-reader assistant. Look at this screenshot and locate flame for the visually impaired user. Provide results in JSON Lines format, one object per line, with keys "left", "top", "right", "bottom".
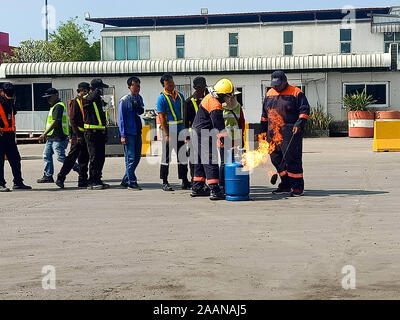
{"left": 242, "top": 109, "right": 284, "bottom": 170}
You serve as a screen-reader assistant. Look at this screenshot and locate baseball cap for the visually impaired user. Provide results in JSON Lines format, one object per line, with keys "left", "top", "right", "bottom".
{"left": 42, "top": 88, "right": 59, "bottom": 98}
{"left": 270, "top": 71, "right": 287, "bottom": 87}
{"left": 1, "top": 82, "right": 15, "bottom": 96}
{"left": 193, "top": 77, "right": 207, "bottom": 90}
{"left": 78, "top": 82, "right": 90, "bottom": 91}
{"left": 91, "top": 79, "right": 109, "bottom": 89}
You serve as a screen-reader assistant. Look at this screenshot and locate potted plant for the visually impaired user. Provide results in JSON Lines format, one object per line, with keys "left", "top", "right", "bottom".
{"left": 304, "top": 105, "right": 333, "bottom": 137}
{"left": 342, "top": 89, "right": 376, "bottom": 138}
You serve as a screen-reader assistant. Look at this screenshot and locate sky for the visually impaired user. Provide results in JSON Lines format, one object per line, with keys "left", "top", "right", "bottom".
{"left": 1, "top": 0, "right": 400, "bottom": 46}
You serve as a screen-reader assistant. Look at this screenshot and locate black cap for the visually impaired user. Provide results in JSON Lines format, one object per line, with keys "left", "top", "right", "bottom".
{"left": 78, "top": 82, "right": 90, "bottom": 91}
{"left": 193, "top": 76, "right": 207, "bottom": 90}
{"left": 91, "top": 79, "right": 109, "bottom": 89}
{"left": 1, "top": 82, "right": 15, "bottom": 96}
{"left": 42, "top": 88, "right": 59, "bottom": 98}
{"left": 270, "top": 71, "right": 287, "bottom": 87}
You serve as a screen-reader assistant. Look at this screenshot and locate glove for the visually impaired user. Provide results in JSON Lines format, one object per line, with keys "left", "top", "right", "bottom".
{"left": 294, "top": 118, "right": 307, "bottom": 131}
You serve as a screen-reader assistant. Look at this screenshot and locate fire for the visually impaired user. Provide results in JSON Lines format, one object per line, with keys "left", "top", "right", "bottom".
{"left": 242, "top": 109, "right": 284, "bottom": 170}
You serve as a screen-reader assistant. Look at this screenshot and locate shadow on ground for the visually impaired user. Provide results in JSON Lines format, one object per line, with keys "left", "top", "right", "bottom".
{"left": 249, "top": 186, "right": 389, "bottom": 201}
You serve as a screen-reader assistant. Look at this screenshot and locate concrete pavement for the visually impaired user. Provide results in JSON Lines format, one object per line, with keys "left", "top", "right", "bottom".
{"left": 1, "top": 138, "right": 400, "bottom": 299}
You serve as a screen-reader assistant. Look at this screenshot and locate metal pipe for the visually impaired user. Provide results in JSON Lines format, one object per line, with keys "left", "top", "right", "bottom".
{"left": 45, "top": 0, "right": 48, "bottom": 41}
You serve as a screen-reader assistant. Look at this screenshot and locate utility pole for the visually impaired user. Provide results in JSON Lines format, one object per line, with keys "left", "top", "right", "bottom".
{"left": 45, "top": 0, "right": 48, "bottom": 41}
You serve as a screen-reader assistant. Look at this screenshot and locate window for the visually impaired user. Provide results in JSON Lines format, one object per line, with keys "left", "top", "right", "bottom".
{"left": 102, "top": 37, "right": 114, "bottom": 61}
{"left": 176, "top": 35, "right": 185, "bottom": 59}
{"left": 114, "top": 37, "right": 126, "bottom": 61}
{"left": 229, "top": 33, "right": 238, "bottom": 57}
{"left": 283, "top": 31, "right": 293, "bottom": 56}
{"left": 340, "top": 29, "right": 352, "bottom": 54}
{"left": 101, "top": 36, "right": 150, "bottom": 61}
{"left": 127, "top": 37, "right": 138, "bottom": 60}
{"left": 14, "top": 85, "right": 33, "bottom": 112}
{"left": 344, "top": 83, "right": 389, "bottom": 107}
{"left": 33, "top": 83, "right": 52, "bottom": 111}
{"left": 384, "top": 32, "right": 400, "bottom": 53}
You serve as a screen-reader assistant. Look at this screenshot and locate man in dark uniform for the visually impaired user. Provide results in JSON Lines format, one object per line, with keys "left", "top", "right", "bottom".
{"left": 191, "top": 78, "right": 239, "bottom": 201}
{"left": 184, "top": 76, "right": 208, "bottom": 181}
{"left": 55, "top": 82, "right": 90, "bottom": 189}
{"left": 0, "top": 83, "right": 31, "bottom": 192}
{"left": 260, "top": 71, "right": 310, "bottom": 197}
{"left": 83, "top": 79, "right": 110, "bottom": 190}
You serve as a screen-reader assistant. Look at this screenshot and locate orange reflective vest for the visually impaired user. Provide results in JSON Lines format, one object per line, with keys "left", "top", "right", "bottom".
{"left": 0, "top": 102, "right": 15, "bottom": 132}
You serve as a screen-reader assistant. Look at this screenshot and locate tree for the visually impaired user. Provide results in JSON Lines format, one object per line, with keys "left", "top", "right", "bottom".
{"left": 4, "top": 17, "right": 100, "bottom": 63}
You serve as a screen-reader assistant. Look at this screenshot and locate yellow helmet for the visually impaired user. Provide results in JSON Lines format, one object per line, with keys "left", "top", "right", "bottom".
{"left": 213, "top": 78, "right": 236, "bottom": 95}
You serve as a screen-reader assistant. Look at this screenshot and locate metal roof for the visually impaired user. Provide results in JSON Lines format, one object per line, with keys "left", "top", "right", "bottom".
{"left": 86, "top": 7, "right": 390, "bottom": 28}
{"left": 0, "top": 53, "right": 391, "bottom": 78}
{"left": 372, "top": 14, "right": 400, "bottom": 33}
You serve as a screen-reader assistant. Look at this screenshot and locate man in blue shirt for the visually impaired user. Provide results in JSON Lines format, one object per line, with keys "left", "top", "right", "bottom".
{"left": 118, "top": 76, "right": 144, "bottom": 190}
{"left": 157, "top": 74, "right": 190, "bottom": 191}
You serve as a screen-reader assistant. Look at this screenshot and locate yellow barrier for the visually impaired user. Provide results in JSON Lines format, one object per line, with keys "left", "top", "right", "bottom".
{"left": 373, "top": 120, "right": 400, "bottom": 152}
{"left": 141, "top": 125, "right": 151, "bottom": 156}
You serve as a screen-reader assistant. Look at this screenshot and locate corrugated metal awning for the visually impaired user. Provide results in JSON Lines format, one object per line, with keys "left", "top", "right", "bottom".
{"left": 0, "top": 53, "right": 391, "bottom": 78}
{"left": 372, "top": 14, "right": 400, "bottom": 33}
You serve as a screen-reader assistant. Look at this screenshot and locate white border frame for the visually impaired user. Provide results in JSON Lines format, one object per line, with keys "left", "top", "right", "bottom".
{"left": 342, "top": 82, "right": 390, "bottom": 108}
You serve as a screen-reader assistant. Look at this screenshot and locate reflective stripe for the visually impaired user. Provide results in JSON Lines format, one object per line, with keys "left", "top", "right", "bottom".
{"left": 163, "top": 93, "right": 183, "bottom": 125}
{"left": 78, "top": 127, "right": 85, "bottom": 132}
{"left": 299, "top": 114, "right": 309, "bottom": 120}
{"left": 279, "top": 171, "right": 288, "bottom": 177}
{"left": 191, "top": 98, "right": 199, "bottom": 113}
{"left": 76, "top": 98, "right": 85, "bottom": 132}
{"left": 207, "top": 179, "right": 219, "bottom": 185}
{"left": 349, "top": 120, "right": 374, "bottom": 128}
{"left": 85, "top": 101, "right": 106, "bottom": 130}
{"left": 0, "top": 102, "right": 15, "bottom": 132}
{"left": 194, "top": 176, "right": 206, "bottom": 182}
{"left": 46, "top": 102, "right": 69, "bottom": 136}
{"left": 288, "top": 172, "right": 304, "bottom": 179}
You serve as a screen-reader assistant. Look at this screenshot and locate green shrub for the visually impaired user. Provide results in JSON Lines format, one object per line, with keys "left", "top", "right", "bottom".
{"left": 342, "top": 89, "right": 377, "bottom": 112}
{"left": 304, "top": 105, "right": 333, "bottom": 135}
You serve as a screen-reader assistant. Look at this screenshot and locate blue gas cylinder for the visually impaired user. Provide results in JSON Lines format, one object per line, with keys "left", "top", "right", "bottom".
{"left": 224, "top": 149, "right": 250, "bottom": 201}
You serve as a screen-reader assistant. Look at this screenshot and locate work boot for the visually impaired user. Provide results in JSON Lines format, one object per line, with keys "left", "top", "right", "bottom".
{"left": 272, "top": 183, "right": 291, "bottom": 194}
{"left": 120, "top": 181, "right": 129, "bottom": 189}
{"left": 181, "top": 180, "right": 192, "bottom": 190}
{"left": 37, "top": 175, "right": 54, "bottom": 183}
{"left": 0, "top": 185, "right": 11, "bottom": 192}
{"left": 128, "top": 183, "right": 142, "bottom": 191}
{"left": 210, "top": 190, "right": 225, "bottom": 201}
{"left": 78, "top": 181, "right": 88, "bottom": 189}
{"left": 87, "top": 181, "right": 110, "bottom": 190}
{"left": 55, "top": 175, "right": 65, "bottom": 189}
{"left": 291, "top": 189, "right": 304, "bottom": 197}
{"left": 162, "top": 182, "right": 174, "bottom": 192}
{"left": 13, "top": 183, "right": 32, "bottom": 190}
{"left": 190, "top": 187, "right": 211, "bottom": 198}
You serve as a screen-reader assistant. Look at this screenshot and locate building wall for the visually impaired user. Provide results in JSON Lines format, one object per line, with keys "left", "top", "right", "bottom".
{"left": 101, "top": 21, "right": 386, "bottom": 60}
{"left": 6, "top": 70, "right": 400, "bottom": 135}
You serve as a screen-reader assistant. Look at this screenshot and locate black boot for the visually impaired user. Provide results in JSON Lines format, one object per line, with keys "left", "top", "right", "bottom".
{"left": 37, "top": 175, "right": 54, "bottom": 183}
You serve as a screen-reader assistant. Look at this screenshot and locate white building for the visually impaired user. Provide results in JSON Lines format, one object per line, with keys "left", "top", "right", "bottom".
{"left": 1, "top": 6, "right": 399, "bottom": 136}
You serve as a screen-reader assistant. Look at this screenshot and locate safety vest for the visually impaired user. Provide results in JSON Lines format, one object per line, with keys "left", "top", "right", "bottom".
{"left": 46, "top": 101, "right": 69, "bottom": 136}
{"left": 223, "top": 103, "right": 242, "bottom": 140}
{"left": 191, "top": 98, "right": 199, "bottom": 114}
{"left": 0, "top": 102, "right": 15, "bottom": 132}
{"left": 163, "top": 93, "right": 183, "bottom": 125}
{"left": 76, "top": 98, "right": 85, "bottom": 132}
{"left": 84, "top": 101, "right": 106, "bottom": 130}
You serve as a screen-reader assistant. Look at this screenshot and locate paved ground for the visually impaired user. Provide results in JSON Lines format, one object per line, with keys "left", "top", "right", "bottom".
{"left": 0, "top": 138, "right": 399, "bottom": 300}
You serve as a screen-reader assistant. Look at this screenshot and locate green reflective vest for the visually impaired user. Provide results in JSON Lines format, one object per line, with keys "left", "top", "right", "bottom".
{"left": 46, "top": 101, "right": 69, "bottom": 137}
{"left": 84, "top": 102, "right": 106, "bottom": 130}
{"left": 163, "top": 93, "right": 183, "bottom": 125}
{"left": 223, "top": 103, "right": 242, "bottom": 140}
{"left": 191, "top": 98, "right": 199, "bottom": 114}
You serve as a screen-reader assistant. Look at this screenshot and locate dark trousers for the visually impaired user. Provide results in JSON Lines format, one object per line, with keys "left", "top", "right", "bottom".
{"left": 192, "top": 134, "right": 220, "bottom": 193}
{"left": 84, "top": 130, "right": 106, "bottom": 185}
{"left": 58, "top": 137, "right": 89, "bottom": 184}
{"left": 270, "top": 124, "right": 304, "bottom": 190}
{"left": 0, "top": 132, "right": 23, "bottom": 186}
{"left": 160, "top": 135, "right": 188, "bottom": 182}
